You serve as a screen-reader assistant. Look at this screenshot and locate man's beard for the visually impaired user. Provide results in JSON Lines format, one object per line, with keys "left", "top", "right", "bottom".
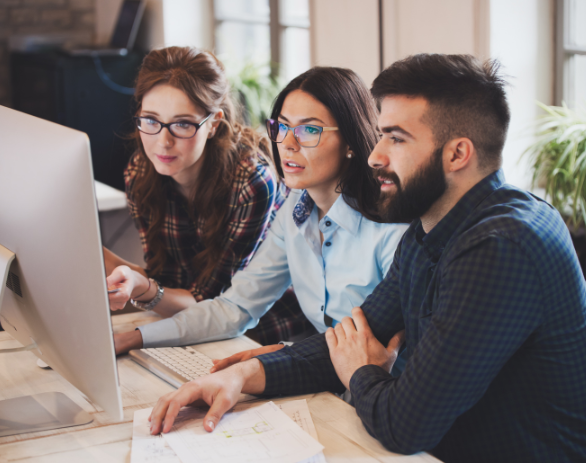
{"left": 375, "top": 146, "right": 447, "bottom": 223}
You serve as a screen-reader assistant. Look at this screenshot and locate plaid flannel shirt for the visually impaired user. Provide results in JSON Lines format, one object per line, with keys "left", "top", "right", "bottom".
{"left": 258, "top": 170, "right": 586, "bottom": 463}
{"left": 125, "top": 153, "right": 287, "bottom": 300}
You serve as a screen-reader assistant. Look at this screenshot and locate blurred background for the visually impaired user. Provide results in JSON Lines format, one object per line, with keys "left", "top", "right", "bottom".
{"left": 1, "top": 0, "right": 585, "bottom": 269}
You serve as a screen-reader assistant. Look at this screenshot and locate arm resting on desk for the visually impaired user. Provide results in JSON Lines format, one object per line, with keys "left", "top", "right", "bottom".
{"left": 137, "top": 207, "right": 294, "bottom": 348}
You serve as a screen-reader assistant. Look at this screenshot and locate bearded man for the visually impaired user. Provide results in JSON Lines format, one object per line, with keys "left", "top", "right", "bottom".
{"left": 148, "top": 54, "right": 586, "bottom": 463}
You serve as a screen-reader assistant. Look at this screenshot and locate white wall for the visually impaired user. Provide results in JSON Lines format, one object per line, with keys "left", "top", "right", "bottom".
{"left": 310, "top": 0, "right": 380, "bottom": 86}
{"left": 309, "top": 0, "right": 490, "bottom": 89}
{"left": 162, "top": 0, "right": 213, "bottom": 50}
{"left": 382, "top": 0, "right": 489, "bottom": 65}
{"left": 490, "top": 0, "right": 554, "bottom": 190}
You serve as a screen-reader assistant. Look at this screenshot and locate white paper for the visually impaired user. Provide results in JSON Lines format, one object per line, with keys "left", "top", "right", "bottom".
{"left": 277, "top": 400, "right": 327, "bottom": 463}
{"left": 131, "top": 399, "right": 326, "bottom": 463}
{"left": 162, "top": 401, "right": 324, "bottom": 463}
{"left": 130, "top": 407, "right": 181, "bottom": 463}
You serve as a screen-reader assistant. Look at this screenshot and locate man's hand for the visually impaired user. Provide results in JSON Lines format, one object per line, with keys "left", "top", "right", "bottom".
{"left": 325, "top": 307, "right": 405, "bottom": 389}
{"left": 149, "top": 359, "right": 266, "bottom": 434}
{"left": 210, "top": 344, "right": 284, "bottom": 373}
{"left": 113, "top": 330, "right": 143, "bottom": 355}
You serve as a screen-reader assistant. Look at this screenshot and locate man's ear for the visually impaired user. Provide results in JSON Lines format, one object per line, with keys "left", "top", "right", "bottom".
{"left": 444, "top": 138, "right": 475, "bottom": 173}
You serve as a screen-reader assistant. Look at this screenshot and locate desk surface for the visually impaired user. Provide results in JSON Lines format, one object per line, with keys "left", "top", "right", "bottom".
{"left": 0, "top": 312, "right": 440, "bottom": 462}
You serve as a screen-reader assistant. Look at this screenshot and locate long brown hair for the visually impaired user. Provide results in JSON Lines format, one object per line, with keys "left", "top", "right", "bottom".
{"left": 131, "top": 46, "right": 274, "bottom": 284}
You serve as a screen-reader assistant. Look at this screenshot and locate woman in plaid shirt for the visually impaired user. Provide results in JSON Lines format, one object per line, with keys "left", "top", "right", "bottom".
{"left": 105, "top": 47, "right": 296, "bottom": 340}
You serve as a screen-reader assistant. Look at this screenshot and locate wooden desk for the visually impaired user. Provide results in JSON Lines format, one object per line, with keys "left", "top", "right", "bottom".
{"left": 0, "top": 312, "right": 440, "bottom": 462}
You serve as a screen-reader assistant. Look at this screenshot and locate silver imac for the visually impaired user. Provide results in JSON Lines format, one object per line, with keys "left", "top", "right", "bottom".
{"left": 0, "top": 105, "right": 123, "bottom": 435}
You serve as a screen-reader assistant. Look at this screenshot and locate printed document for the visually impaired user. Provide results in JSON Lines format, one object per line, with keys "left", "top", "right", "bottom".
{"left": 131, "top": 399, "right": 324, "bottom": 463}
{"left": 163, "top": 401, "right": 323, "bottom": 463}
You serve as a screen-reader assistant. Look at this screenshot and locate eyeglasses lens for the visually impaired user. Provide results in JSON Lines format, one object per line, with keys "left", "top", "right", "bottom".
{"left": 294, "top": 125, "right": 321, "bottom": 146}
{"left": 267, "top": 119, "right": 284, "bottom": 142}
{"left": 136, "top": 118, "right": 161, "bottom": 134}
{"left": 169, "top": 123, "right": 196, "bottom": 138}
{"left": 266, "top": 120, "right": 321, "bottom": 147}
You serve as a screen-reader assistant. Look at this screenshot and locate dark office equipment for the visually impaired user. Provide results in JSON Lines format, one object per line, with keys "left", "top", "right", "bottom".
{"left": 110, "top": 0, "right": 146, "bottom": 50}
{"left": 10, "top": 51, "right": 144, "bottom": 190}
{"left": 68, "top": 0, "right": 146, "bottom": 56}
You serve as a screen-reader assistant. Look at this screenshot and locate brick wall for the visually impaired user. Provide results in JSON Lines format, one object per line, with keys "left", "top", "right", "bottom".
{"left": 0, "top": 0, "right": 96, "bottom": 107}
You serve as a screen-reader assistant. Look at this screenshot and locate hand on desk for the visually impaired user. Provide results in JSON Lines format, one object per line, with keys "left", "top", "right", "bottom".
{"left": 326, "top": 307, "right": 405, "bottom": 389}
{"left": 149, "top": 359, "right": 266, "bottom": 435}
{"left": 209, "top": 344, "right": 284, "bottom": 373}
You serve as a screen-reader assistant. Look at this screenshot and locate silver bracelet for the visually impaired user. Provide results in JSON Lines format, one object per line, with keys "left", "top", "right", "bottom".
{"left": 130, "top": 279, "right": 164, "bottom": 311}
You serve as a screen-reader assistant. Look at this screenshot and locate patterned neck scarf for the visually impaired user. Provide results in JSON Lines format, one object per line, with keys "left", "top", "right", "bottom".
{"left": 292, "top": 190, "right": 315, "bottom": 226}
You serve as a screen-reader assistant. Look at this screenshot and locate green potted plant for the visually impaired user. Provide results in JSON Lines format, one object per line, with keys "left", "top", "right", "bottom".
{"left": 525, "top": 102, "right": 586, "bottom": 273}
{"left": 228, "top": 62, "right": 282, "bottom": 129}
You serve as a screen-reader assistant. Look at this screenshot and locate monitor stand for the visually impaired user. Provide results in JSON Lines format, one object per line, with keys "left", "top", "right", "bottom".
{"left": 0, "top": 245, "right": 94, "bottom": 437}
{"left": 0, "top": 392, "right": 93, "bottom": 437}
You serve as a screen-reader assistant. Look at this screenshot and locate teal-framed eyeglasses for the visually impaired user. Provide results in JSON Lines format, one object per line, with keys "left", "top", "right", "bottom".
{"left": 266, "top": 119, "right": 339, "bottom": 148}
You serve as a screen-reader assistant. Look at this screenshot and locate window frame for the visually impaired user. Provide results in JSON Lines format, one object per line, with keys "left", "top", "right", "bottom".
{"left": 212, "top": 0, "right": 310, "bottom": 79}
{"left": 555, "top": 0, "right": 586, "bottom": 106}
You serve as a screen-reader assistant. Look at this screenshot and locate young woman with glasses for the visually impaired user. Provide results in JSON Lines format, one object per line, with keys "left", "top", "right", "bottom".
{"left": 112, "top": 66, "right": 408, "bottom": 359}
{"left": 104, "top": 47, "right": 299, "bottom": 341}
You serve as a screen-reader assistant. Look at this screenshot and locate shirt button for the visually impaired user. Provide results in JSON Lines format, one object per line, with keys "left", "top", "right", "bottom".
{"left": 321, "top": 305, "right": 324, "bottom": 311}
{"left": 325, "top": 220, "right": 332, "bottom": 226}
{"left": 325, "top": 242, "right": 331, "bottom": 246}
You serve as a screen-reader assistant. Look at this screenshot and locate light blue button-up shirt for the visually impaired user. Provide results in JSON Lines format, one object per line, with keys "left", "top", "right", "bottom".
{"left": 139, "top": 190, "right": 408, "bottom": 347}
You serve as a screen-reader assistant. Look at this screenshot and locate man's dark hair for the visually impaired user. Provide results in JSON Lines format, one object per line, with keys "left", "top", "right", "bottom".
{"left": 371, "top": 54, "right": 510, "bottom": 171}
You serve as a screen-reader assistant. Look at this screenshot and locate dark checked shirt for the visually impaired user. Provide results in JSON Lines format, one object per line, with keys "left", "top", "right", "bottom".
{"left": 125, "top": 153, "right": 287, "bottom": 301}
{"left": 258, "top": 170, "right": 586, "bottom": 463}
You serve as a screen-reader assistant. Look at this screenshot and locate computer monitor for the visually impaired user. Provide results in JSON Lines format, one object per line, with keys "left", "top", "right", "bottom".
{"left": 0, "top": 106, "right": 123, "bottom": 435}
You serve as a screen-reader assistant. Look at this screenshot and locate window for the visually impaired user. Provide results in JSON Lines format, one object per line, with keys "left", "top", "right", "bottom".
{"left": 556, "top": 0, "right": 586, "bottom": 108}
{"left": 214, "top": 0, "right": 310, "bottom": 81}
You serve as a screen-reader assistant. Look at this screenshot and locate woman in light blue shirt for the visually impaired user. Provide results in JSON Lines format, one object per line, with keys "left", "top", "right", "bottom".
{"left": 113, "top": 67, "right": 407, "bottom": 356}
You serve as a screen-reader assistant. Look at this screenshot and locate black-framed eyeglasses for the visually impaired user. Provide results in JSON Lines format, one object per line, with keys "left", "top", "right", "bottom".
{"left": 134, "top": 113, "right": 213, "bottom": 139}
{"left": 266, "top": 119, "right": 339, "bottom": 148}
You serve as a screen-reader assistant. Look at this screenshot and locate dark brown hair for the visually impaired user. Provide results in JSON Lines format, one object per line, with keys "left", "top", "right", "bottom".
{"left": 371, "top": 54, "right": 510, "bottom": 171}
{"left": 131, "top": 46, "right": 274, "bottom": 284}
{"left": 270, "top": 67, "right": 381, "bottom": 221}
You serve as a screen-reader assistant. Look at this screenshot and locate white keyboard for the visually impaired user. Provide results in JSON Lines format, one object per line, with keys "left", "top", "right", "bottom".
{"left": 128, "top": 346, "right": 214, "bottom": 388}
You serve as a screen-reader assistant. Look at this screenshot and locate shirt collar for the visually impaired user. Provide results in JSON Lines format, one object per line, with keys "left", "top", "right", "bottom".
{"left": 324, "top": 194, "right": 362, "bottom": 236}
{"left": 292, "top": 191, "right": 362, "bottom": 235}
{"left": 416, "top": 169, "right": 505, "bottom": 261}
